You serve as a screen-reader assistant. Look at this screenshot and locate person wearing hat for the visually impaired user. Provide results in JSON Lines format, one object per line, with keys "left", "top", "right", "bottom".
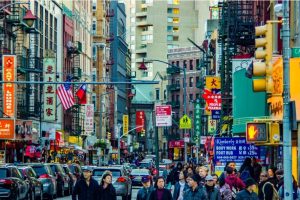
{"left": 136, "top": 176, "right": 154, "bottom": 200}
{"left": 72, "top": 166, "right": 99, "bottom": 200}
{"left": 205, "top": 175, "right": 221, "bottom": 200}
{"left": 183, "top": 174, "right": 208, "bottom": 200}
{"left": 236, "top": 178, "right": 259, "bottom": 200}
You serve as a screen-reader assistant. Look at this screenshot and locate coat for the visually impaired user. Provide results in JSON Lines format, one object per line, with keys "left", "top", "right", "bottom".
{"left": 149, "top": 188, "right": 173, "bottom": 200}
{"left": 205, "top": 185, "right": 221, "bottom": 200}
{"left": 236, "top": 189, "right": 259, "bottom": 200}
{"left": 258, "top": 180, "right": 274, "bottom": 200}
{"left": 136, "top": 186, "right": 154, "bottom": 200}
{"left": 173, "top": 182, "right": 189, "bottom": 200}
{"left": 99, "top": 184, "right": 117, "bottom": 200}
{"left": 72, "top": 178, "right": 99, "bottom": 200}
{"left": 225, "top": 174, "right": 246, "bottom": 191}
{"left": 183, "top": 186, "right": 208, "bottom": 200}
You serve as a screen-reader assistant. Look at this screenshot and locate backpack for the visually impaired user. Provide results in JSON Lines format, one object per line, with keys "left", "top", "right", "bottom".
{"left": 239, "top": 170, "right": 251, "bottom": 183}
{"left": 220, "top": 183, "right": 234, "bottom": 200}
{"left": 263, "top": 182, "right": 279, "bottom": 200}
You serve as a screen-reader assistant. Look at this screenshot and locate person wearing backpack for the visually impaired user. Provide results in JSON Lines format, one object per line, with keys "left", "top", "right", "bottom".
{"left": 258, "top": 172, "right": 279, "bottom": 200}
{"left": 225, "top": 167, "right": 246, "bottom": 193}
{"left": 239, "top": 157, "right": 254, "bottom": 183}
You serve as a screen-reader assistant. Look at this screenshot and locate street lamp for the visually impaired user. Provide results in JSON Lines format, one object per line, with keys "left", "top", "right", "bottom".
{"left": 139, "top": 59, "right": 188, "bottom": 163}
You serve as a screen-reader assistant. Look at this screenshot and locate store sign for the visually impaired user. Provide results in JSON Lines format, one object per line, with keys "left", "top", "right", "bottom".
{"left": 169, "top": 140, "right": 184, "bottom": 148}
{"left": 155, "top": 105, "right": 172, "bottom": 127}
{"left": 2, "top": 55, "right": 16, "bottom": 118}
{"left": 0, "top": 119, "right": 15, "bottom": 139}
{"left": 212, "top": 110, "right": 221, "bottom": 120}
{"left": 207, "top": 116, "right": 217, "bottom": 134}
{"left": 123, "top": 115, "right": 129, "bottom": 136}
{"left": 136, "top": 111, "right": 145, "bottom": 132}
{"left": 43, "top": 57, "right": 56, "bottom": 121}
{"left": 214, "top": 137, "right": 260, "bottom": 165}
{"left": 202, "top": 89, "right": 222, "bottom": 110}
{"left": 15, "top": 120, "right": 36, "bottom": 140}
{"left": 194, "top": 99, "right": 202, "bottom": 140}
{"left": 84, "top": 104, "right": 94, "bottom": 131}
{"left": 206, "top": 76, "right": 221, "bottom": 89}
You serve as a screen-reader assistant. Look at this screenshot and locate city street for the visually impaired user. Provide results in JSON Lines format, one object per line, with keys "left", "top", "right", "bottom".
{"left": 57, "top": 187, "right": 140, "bottom": 200}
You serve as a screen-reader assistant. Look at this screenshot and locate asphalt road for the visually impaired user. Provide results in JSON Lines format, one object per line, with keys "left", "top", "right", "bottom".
{"left": 57, "top": 187, "right": 140, "bottom": 200}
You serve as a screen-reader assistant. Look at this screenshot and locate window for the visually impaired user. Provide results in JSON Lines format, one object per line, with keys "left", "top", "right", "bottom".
{"left": 173, "top": 26, "right": 179, "bottom": 32}
{"left": 189, "top": 77, "right": 194, "bottom": 87}
{"left": 142, "top": 71, "right": 148, "bottom": 77}
{"left": 164, "top": 90, "right": 167, "bottom": 100}
{"left": 190, "top": 60, "right": 193, "bottom": 70}
{"left": 173, "top": 0, "right": 180, "bottom": 5}
{"left": 131, "top": 17, "right": 135, "bottom": 23}
{"left": 196, "top": 93, "right": 200, "bottom": 99}
{"left": 168, "top": 0, "right": 173, "bottom": 4}
{"left": 141, "top": 34, "right": 153, "bottom": 41}
{"left": 167, "top": 35, "right": 173, "bottom": 41}
{"left": 196, "top": 59, "right": 200, "bottom": 68}
{"left": 176, "top": 61, "right": 180, "bottom": 67}
{"left": 167, "top": 26, "right": 173, "bottom": 31}
{"left": 183, "top": 60, "right": 187, "bottom": 68}
{"left": 167, "top": 8, "right": 172, "bottom": 13}
{"left": 173, "top": 17, "right": 179, "bottom": 23}
{"left": 131, "top": 8, "right": 135, "bottom": 14}
{"left": 173, "top": 36, "right": 179, "bottom": 41}
{"left": 131, "top": 35, "right": 135, "bottom": 41}
{"left": 92, "top": 19, "right": 97, "bottom": 35}
{"left": 131, "top": 44, "right": 135, "bottom": 50}
{"left": 155, "top": 89, "right": 160, "bottom": 100}
{"left": 167, "top": 17, "right": 173, "bottom": 23}
{"left": 189, "top": 94, "right": 193, "bottom": 101}
{"left": 92, "top": 0, "right": 97, "bottom": 11}
{"left": 196, "top": 76, "right": 200, "bottom": 84}
{"left": 173, "top": 8, "right": 179, "bottom": 14}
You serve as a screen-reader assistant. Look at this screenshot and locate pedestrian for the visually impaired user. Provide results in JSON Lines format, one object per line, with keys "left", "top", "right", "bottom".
{"left": 136, "top": 176, "right": 154, "bottom": 200}
{"left": 173, "top": 171, "right": 189, "bottom": 200}
{"left": 205, "top": 175, "right": 221, "bottom": 200}
{"left": 169, "top": 162, "right": 183, "bottom": 185}
{"left": 99, "top": 172, "right": 117, "bottom": 200}
{"left": 211, "top": 173, "right": 219, "bottom": 188}
{"left": 236, "top": 178, "right": 259, "bottom": 200}
{"left": 267, "top": 167, "right": 278, "bottom": 188}
{"left": 219, "top": 178, "right": 233, "bottom": 200}
{"left": 275, "top": 169, "right": 284, "bottom": 190}
{"left": 252, "top": 158, "right": 262, "bottom": 183}
{"left": 186, "top": 166, "right": 194, "bottom": 175}
{"left": 183, "top": 174, "right": 208, "bottom": 200}
{"left": 258, "top": 172, "right": 278, "bottom": 200}
{"left": 149, "top": 176, "right": 173, "bottom": 200}
{"left": 72, "top": 166, "right": 99, "bottom": 200}
{"left": 224, "top": 167, "right": 245, "bottom": 193}
{"left": 239, "top": 157, "right": 254, "bottom": 182}
{"left": 199, "top": 166, "right": 209, "bottom": 186}
{"left": 218, "top": 161, "right": 237, "bottom": 184}
{"left": 278, "top": 175, "right": 300, "bottom": 200}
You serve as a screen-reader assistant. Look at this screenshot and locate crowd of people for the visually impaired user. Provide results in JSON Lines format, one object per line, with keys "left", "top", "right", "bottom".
{"left": 72, "top": 157, "right": 300, "bottom": 200}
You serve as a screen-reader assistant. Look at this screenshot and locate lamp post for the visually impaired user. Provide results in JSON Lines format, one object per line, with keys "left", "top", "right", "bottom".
{"left": 139, "top": 59, "right": 188, "bottom": 163}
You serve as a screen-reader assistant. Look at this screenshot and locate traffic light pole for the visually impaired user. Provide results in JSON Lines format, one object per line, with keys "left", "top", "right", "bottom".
{"left": 282, "top": 1, "right": 293, "bottom": 199}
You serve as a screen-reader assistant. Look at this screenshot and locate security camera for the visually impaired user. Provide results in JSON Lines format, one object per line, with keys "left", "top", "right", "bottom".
{"left": 274, "top": 4, "right": 283, "bottom": 17}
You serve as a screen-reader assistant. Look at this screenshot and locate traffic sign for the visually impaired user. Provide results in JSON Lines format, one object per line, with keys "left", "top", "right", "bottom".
{"left": 155, "top": 105, "right": 172, "bottom": 127}
{"left": 179, "top": 114, "right": 192, "bottom": 129}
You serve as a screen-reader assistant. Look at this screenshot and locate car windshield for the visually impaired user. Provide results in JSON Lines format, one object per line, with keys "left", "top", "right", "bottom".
{"left": 139, "top": 163, "right": 150, "bottom": 168}
{"left": 51, "top": 165, "right": 64, "bottom": 174}
{"left": 131, "top": 169, "right": 150, "bottom": 176}
{"left": 32, "top": 166, "right": 47, "bottom": 176}
{"left": 93, "top": 169, "right": 121, "bottom": 177}
{"left": 0, "top": 168, "right": 8, "bottom": 178}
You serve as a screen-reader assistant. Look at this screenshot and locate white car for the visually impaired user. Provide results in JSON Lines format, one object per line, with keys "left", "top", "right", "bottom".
{"left": 161, "top": 159, "right": 173, "bottom": 164}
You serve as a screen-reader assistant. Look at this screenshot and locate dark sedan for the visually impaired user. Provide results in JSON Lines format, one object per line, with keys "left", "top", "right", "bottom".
{"left": 18, "top": 166, "right": 43, "bottom": 200}
{"left": 0, "top": 165, "right": 29, "bottom": 200}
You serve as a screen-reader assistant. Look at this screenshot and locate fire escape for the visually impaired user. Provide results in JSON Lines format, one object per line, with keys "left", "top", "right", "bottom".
{"left": 218, "top": 0, "right": 255, "bottom": 135}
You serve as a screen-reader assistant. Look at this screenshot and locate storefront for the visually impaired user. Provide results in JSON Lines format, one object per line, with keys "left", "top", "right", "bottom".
{"left": 168, "top": 140, "right": 184, "bottom": 161}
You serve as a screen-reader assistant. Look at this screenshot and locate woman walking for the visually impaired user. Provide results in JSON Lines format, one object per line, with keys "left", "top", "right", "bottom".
{"left": 99, "top": 172, "right": 117, "bottom": 200}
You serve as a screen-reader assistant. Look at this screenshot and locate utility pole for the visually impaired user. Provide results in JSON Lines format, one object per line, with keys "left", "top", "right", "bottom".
{"left": 183, "top": 68, "right": 188, "bottom": 163}
{"left": 282, "top": 1, "right": 293, "bottom": 199}
{"left": 113, "top": 86, "right": 120, "bottom": 164}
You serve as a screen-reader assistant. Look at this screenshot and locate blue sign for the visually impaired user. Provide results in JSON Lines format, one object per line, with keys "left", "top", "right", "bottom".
{"left": 214, "top": 137, "right": 260, "bottom": 165}
{"left": 212, "top": 110, "right": 221, "bottom": 120}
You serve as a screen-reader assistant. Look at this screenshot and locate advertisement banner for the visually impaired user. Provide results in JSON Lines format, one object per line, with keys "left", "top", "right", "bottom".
{"left": 123, "top": 115, "right": 129, "bottom": 136}
{"left": 84, "top": 104, "right": 94, "bottom": 131}
{"left": 0, "top": 119, "right": 15, "bottom": 139}
{"left": 15, "top": 120, "right": 37, "bottom": 140}
{"left": 2, "top": 55, "right": 16, "bottom": 118}
{"left": 136, "top": 111, "right": 145, "bottom": 132}
{"left": 43, "top": 57, "right": 56, "bottom": 121}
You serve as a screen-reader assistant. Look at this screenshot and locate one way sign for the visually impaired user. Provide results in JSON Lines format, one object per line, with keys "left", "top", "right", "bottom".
{"left": 179, "top": 114, "right": 192, "bottom": 129}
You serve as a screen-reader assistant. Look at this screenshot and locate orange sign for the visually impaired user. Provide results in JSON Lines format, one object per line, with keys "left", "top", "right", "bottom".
{"left": 0, "top": 119, "right": 15, "bottom": 139}
{"left": 2, "top": 55, "right": 16, "bottom": 118}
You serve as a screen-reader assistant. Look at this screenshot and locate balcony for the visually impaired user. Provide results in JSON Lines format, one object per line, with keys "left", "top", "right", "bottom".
{"left": 17, "top": 55, "right": 28, "bottom": 74}
{"left": 135, "top": 46, "right": 147, "bottom": 54}
{"left": 67, "top": 41, "right": 82, "bottom": 55}
{"left": 136, "top": 19, "right": 149, "bottom": 27}
{"left": 166, "top": 66, "right": 180, "bottom": 74}
{"left": 136, "top": 11, "right": 147, "bottom": 17}
{"left": 73, "top": 67, "right": 82, "bottom": 79}
{"left": 167, "top": 83, "right": 180, "bottom": 91}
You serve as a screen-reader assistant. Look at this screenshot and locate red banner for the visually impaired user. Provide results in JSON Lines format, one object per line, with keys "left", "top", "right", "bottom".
{"left": 169, "top": 140, "right": 184, "bottom": 148}
{"left": 136, "top": 111, "right": 145, "bottom": 132}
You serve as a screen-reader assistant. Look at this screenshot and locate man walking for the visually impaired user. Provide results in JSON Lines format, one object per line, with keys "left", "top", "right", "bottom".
{"left": 136, "top": 176, "right": 154, "bottom": 200}
{"left": 72, "top": 166, "right": 99, "bottom": 200}
{"left": 236, "top": 178, "right": 259, "bottom": 200}
{"left": 184, "top": 174, "right": 208, "bottom": 200}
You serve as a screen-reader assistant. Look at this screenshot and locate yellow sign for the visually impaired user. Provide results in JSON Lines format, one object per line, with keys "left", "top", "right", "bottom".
{"left": 179, "top": 114, "right": 192, "bottom": 129}
{"left": 205, "top": 76, "right": 221, "bottom": 89}
{"left": 68, "top": 136, "right": 82, "bottom": 146}
{"left": 123, "top": 115, "right": 129, "bottom": 136}
{"left": 207, "top": 116, "right": 217, "bottom": 134}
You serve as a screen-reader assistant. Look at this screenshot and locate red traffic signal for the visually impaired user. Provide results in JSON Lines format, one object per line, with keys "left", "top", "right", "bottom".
{"left": 246, "top": 122, "right": 268, "bottom": 143}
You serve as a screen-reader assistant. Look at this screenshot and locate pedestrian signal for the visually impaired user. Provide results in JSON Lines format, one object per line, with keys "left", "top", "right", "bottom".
{"left": 246, "top": 122, "right": 268, "bottom": 143}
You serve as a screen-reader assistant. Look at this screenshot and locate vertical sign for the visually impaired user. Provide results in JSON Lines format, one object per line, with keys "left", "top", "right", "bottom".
{"left": 136, "top": 111, "right": 145, "bottom": 132}
{"left": 207, "top": 116, "right": 217, "bottom": 134}
{"left": 194, "top": 99, "right": 201, "bottom": 141}
{"left": 43, "top": 57, "right": 56, "bottom": 121}
{"left": 123, "top": 115, "right": 129, "bottom": 136}
{"left": 84, "top": 104, "right": 94, "bottom": 132}
{"left": 0, "top": 119, "right": 15, "bottom": 139}
{"left": 2, "top": 55, "right": 16, "bottom": 118}
{"left": 155, "top": 105, "right": 172, "bottom": 127}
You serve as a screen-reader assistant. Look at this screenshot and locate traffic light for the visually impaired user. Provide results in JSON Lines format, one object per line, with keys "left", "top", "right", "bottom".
{"left": 252, "top": 22, "right": 273, "bottom": 93}
{"left": 246, "top": 122, "right": 268, "bottom": 143}
{"left": 141, "top": 129, "right": 145, "bottom": 136}
{"left": 107, "top": 132, "right": 111, "bottom": 140}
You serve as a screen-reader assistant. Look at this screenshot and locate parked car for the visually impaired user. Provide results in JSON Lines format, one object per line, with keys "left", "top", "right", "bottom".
{"left": 62, "top": 164, "right": 77, "bottom": 193}
{"left": 18, "top": 166, "right": 43, "bottom": 200}
{"left": 0, "top": 165, "right": 29, "bottom": 200}
{"left": 28, "top": 163, "right": 57, "bottom": 200}
{"left": 92, "top": 166, "right": 132, "bottom": 200}
{"left": 49, "top": 163, "right": 70, "bottom": 197}
{"left": 67, "top": 164, "right": 82, "bottom": 179}
{"left": 130, "top": 169, "right": 151, "bottom": 186}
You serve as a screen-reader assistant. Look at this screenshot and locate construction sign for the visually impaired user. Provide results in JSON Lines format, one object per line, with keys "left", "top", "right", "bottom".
{"left": 179, "top": 114, "right": 192, "bottom": 129}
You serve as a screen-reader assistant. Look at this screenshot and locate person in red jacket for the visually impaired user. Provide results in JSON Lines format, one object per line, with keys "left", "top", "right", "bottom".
{"left": 225, "top": 167, "right": 246, "bottom": 193}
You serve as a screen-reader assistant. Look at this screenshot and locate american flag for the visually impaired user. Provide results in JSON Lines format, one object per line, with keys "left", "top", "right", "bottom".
{"left": 56, "top": 79, "right": 75, "bottom": 110}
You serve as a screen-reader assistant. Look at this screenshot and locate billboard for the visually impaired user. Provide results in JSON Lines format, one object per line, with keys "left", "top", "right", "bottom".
{"left": 123, "top": 115, "right": 129, "bottom": 136}
{"left": 0, "top": 119, "right": 15, "bottom": 139}
{"left": 2, "top": 55, "right": 16, "bottom": 118}
{"left": 136, "top": 111, "right": 145, "bottom": 132}
{"left": 43, "top": 57, "right": 56, "bottom": 121}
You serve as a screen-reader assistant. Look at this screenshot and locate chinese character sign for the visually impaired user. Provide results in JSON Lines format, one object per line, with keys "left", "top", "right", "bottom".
{"left": 202, "top": 89, "right": 222, "bottom": 110}
{"left": 194, "top": 99, "right": 202, "bottom": 141}
{"left": 43, "top": 57, "right": 56, "bottom": 121}
{"left": 123, "top": 115, "right": 129, "bottom": 136}
{"left": 136, "top": 111, "right": 145, "bottom": 132}
{"left": 2, "top": 55, "right": 16, "bottom": 118}
{"left": 205, "top": 76, "right": 221, "bottom": 89}
{"left": 84, "top": 104, "right": 94, "bottom": 131}
{"left": 0, "top": 119, "right": 15, "bottom": 139}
